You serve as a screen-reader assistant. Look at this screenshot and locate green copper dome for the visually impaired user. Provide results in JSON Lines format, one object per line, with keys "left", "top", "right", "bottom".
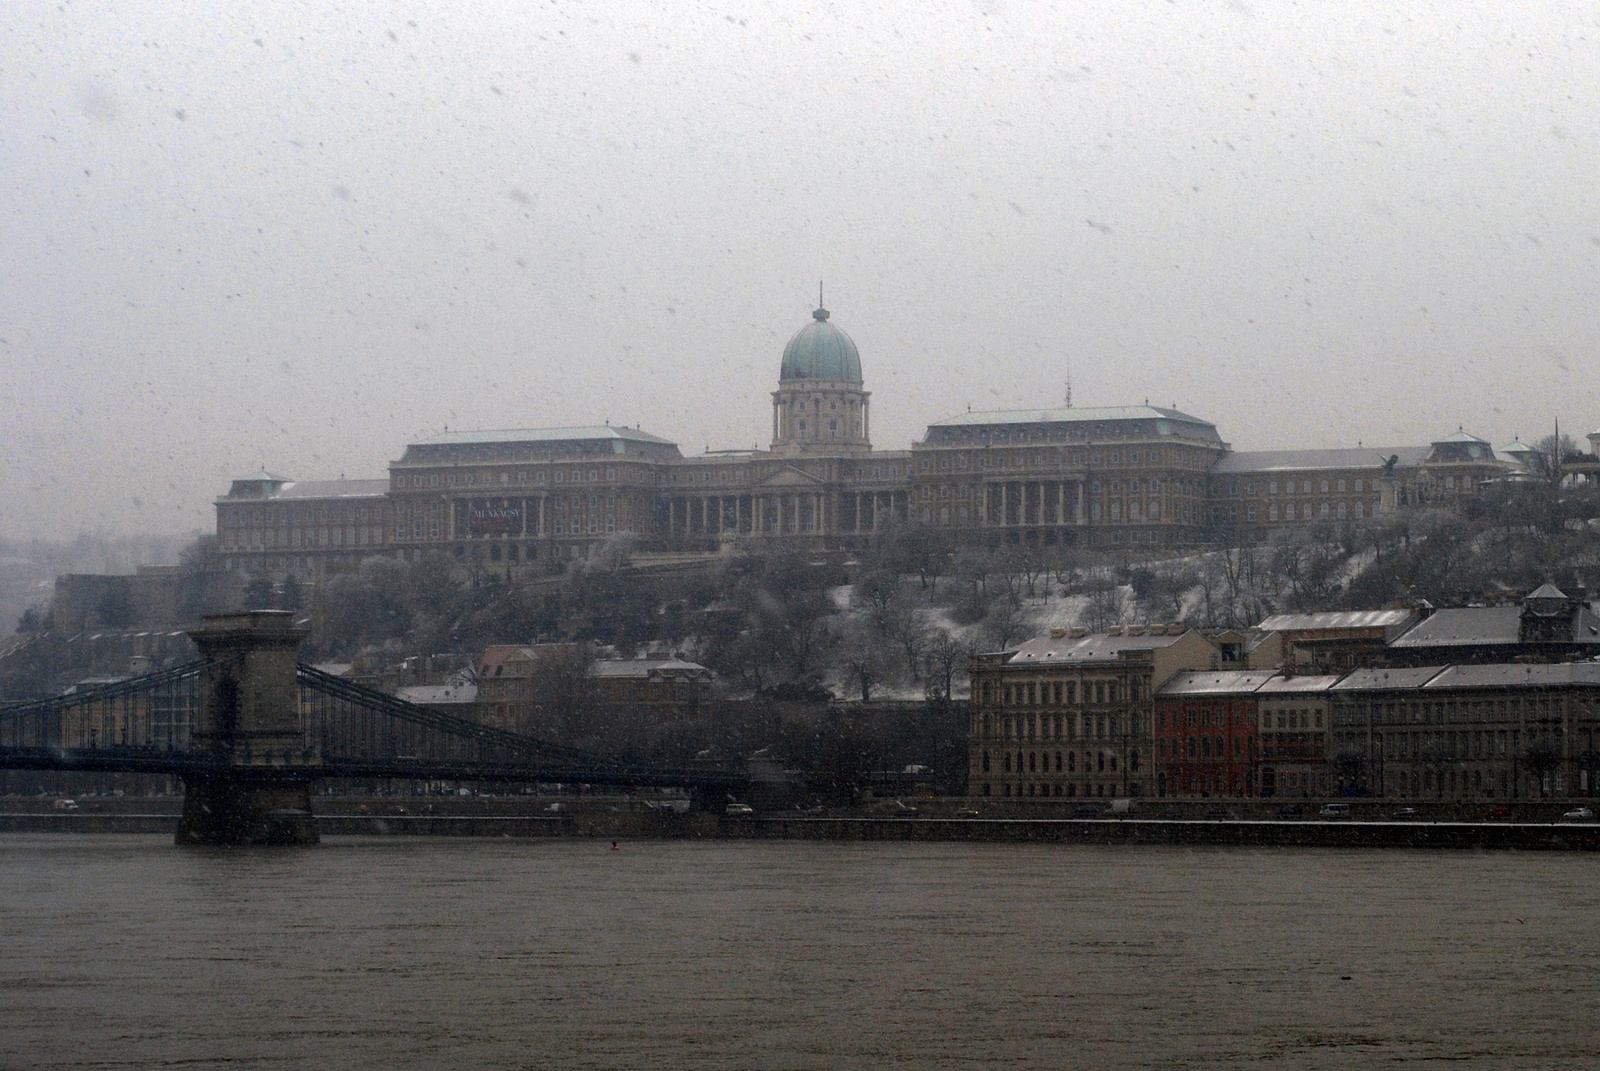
{"left": 780, "top": 307, "right": 862, "bottom": 382}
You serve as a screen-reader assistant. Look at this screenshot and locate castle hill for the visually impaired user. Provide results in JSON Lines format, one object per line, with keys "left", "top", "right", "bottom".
{"left": 4, "top": 303, "right": 1600, "bottom": 848}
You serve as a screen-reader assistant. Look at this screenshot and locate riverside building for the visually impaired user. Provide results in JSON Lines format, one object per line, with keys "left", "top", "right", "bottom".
{"left": 1153, "top": 670, "right": 1276, "bottom": 798}
{"left": 1329, "top": 663, "right": 1600, "bottom": 800}
{"left": 967, "top": 626, "right": 1218, "bottom": 799}
{"left": 216, "top": 303, "right": 1527, "bottom": 580}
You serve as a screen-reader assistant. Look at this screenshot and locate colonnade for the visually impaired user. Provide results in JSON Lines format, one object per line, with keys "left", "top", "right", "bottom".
{"left": 664, "top": 492, "right": 823, "bottom": 537}
{"left": 662, "top": 489, "right": 912, "bottom": 538}
{"left": 979, "top": 481, "right": 1085, "bottom": 527}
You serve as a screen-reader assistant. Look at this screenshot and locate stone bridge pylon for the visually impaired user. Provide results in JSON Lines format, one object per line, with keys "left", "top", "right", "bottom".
{"left": 178, "top": 611, "right": 320, "bottom": 846}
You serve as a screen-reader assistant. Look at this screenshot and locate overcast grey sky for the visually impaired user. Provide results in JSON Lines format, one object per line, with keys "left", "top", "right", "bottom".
{"left": 3, "top": 1, "right": 1597, "bottom": 539}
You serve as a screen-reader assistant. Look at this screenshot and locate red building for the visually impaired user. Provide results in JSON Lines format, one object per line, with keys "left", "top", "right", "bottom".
{"left": 1153, "top": 670, "right": 1276, "bottom": 797}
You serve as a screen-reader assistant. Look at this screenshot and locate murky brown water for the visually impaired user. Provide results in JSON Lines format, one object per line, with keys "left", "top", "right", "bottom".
{"left": 1, "top": 836, "right": 1597, "bottom": 1069}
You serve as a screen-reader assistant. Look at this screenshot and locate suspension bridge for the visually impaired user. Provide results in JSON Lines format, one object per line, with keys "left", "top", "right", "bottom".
{"left": 0, "top": 611, "right": 746, "bottom": 844}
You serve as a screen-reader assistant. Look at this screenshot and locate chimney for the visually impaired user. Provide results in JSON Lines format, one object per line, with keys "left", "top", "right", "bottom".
{"left": 1050, "top": 627, "right": 1067, "bottom": 639}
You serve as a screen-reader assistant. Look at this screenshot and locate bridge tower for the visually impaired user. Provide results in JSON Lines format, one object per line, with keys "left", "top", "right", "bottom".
{"left": 177, "top": 611, "right": 320, "bottom": 846}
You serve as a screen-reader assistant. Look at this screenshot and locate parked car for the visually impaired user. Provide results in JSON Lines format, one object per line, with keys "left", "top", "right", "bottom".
{"left": 1318, "top": 802, "right": 1352, "bottom": 820}
{"left": 52, "top": 799, "right": 78, "bottom": 811}
{"left": 1275, "top": 804, "right": 1303, "bottom": 819}
{"left": 724, "top": 802, "right": 755, "bottom": 816}
{"left": 1562, "top": 807, "right": 1596, "bottom": 822}
{"left": 1071, "top": 803, "right": 1103, "bottom": 818}
{"left": 1391, "top": 807, "right": 1419, "bottom": 820}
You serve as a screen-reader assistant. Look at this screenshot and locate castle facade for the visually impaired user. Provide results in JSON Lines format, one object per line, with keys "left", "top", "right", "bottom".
{"left": 214, "top": 305, "right": 1520, "bottom": 579}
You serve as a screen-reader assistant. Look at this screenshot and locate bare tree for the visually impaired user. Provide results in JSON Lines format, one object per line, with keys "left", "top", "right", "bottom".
{"left": 1082, "top": 581, "right": 1122, "bottom": 632}
{"left": 922, "top": 631, "right": 968, "bottom": 707}
{"left": 872, "top": 593, "right": 928, "bottom": 679}
{"left": 525, "top": 642, "right": 599, "bottom": 743}
{"left": 835, "top": 618, "right": 895, "bottom": 702}
{"left": 982, "top": 594, "right": 1029, "bottom": 650}
{"left": 1522, "top": 736, "right": 1562, "bottom": 798}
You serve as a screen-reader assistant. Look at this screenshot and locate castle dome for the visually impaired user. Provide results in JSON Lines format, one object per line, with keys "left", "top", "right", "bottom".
{"left": 779, "top": 307, "right": 862, "bottom": 382}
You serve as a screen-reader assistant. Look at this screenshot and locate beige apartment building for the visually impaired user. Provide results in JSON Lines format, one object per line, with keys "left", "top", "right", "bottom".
{"left": 967, "top": 626, "right": 1218, "bottom": 799}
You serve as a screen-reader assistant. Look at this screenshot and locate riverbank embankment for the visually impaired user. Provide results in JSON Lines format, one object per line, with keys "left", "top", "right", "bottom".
{"left": 3, "top": 796, "right": 1599, "bottom": 848}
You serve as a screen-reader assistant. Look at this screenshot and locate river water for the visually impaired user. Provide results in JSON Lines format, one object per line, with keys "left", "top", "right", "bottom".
{"left": 1, "top": 836, "right": 1596, "bottom": 1069}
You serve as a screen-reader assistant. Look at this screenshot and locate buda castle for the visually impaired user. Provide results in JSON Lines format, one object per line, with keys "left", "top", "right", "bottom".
{"left": 215, "top": 304, "right": 1526, "bottom": 580}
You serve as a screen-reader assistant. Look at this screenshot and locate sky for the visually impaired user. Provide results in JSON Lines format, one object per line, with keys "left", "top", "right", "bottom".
{"left": 2, "top": 0, "right": 1598, "bottom": 540}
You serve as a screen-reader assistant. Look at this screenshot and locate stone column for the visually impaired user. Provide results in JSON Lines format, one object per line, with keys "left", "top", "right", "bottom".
{"left": 177, "top": 611, "right": 318, "bottom": 847}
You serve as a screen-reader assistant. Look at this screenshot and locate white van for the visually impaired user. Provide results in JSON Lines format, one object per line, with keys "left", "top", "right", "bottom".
{"left": 1318, "top": 802, "right": 1351, "bottom": 820}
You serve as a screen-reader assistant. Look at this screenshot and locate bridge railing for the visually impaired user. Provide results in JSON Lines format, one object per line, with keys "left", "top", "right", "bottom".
{"left": 296, "top": 665, "right": 740, "bottom": 787}
{"left": 0, "top": 663, "right": 743, "bottom": 788}
{"left": 0, "top": 660, "right": 203, "bottom": 756}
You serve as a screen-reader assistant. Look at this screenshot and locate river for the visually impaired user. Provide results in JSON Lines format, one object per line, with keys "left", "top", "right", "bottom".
{"left": 1, "top": 836, "right": 1596, "bottom": 1069}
